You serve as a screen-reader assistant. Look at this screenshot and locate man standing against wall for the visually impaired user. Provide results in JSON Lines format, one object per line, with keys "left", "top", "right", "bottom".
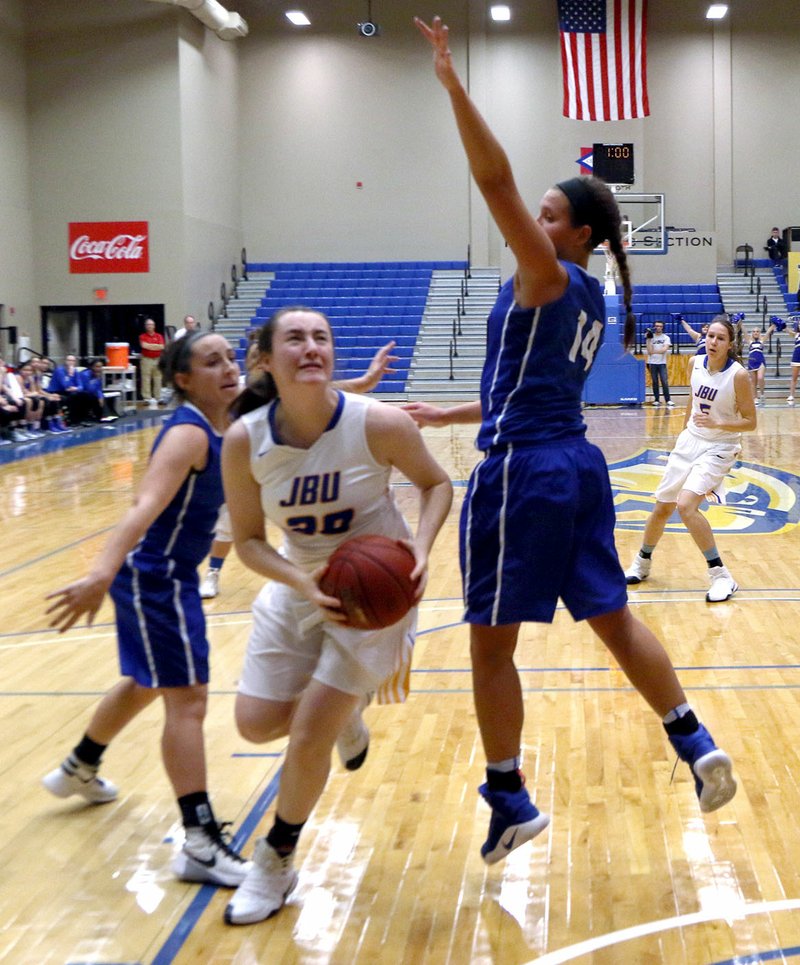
{"left": 174, "top": 315, "right": 198, "bottom": 340}
{"left": 646, "top": 320, "right": 674, "bottom": 407}
{"left": 139, "top": 317, "right": 165, "bottom": 409}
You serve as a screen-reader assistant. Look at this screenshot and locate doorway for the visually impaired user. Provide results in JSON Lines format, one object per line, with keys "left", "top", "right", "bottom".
{"left": 40, "top": 304, "right": 165, "bottom": 364}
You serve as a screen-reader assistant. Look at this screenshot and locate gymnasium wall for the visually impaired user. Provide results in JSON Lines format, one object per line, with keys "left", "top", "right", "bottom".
{"left": 21, "top": 0, "right": 242, "bottom": 345}
{"left": 178, "top": 15, "right": 243, "bottom": 323}
{"left": 237, "top": 1, "right": 799, "bottom": 282}
{"left": 2, "top": 1, "right": 800, "bottom": 354}
{"left": 0, "top": 0, "right": 35, "bottom": 344}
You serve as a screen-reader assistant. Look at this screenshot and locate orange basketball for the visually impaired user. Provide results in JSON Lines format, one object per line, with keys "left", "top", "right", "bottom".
{"left": 319, "top": 534, "right": 418, "bottom": 630}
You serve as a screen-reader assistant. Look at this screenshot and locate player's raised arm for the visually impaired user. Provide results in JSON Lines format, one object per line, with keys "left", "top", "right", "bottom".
{"left": 414, "top": 16, "right": 567, "bottom": 308}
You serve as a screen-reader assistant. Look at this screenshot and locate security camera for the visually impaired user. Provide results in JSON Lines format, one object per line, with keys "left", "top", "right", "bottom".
{"left": 357, "top": 21, "right": 380, "bottom": 37}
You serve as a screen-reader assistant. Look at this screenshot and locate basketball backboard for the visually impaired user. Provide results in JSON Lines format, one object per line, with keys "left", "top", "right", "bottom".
{"left": 610, "top": 192, "right": 666, "bottom": 255}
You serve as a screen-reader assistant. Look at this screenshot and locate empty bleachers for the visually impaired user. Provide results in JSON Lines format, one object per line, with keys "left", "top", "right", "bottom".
{"left": 632, "top": 284, "right": 724, "bottom": 347}
{"left": 242, "top": 261, "right": 468, "bottom": 393}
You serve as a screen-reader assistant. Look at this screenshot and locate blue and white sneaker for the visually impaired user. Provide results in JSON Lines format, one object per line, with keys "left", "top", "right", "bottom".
{"left": 668, "top": 723, "right": 737, "bottom": 813}
{"left": 478, "top": 782, "right": 550, "bottom": 865}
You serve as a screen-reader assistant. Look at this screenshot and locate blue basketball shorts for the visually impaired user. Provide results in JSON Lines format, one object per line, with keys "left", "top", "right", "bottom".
{"left": 111, "top": 563, "right": 210, "bottom": 688}
{"left": 459, "top": 439, "right": 628, "bottom": 625}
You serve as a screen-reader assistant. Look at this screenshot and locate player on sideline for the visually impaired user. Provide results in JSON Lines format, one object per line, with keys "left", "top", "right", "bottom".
{"left": 746, "top": 326, "right": 769, "bottom": 405}
{"left": 788, "top": 315, "right": 800, "bottom": 404}
{"left": 42, "top": 332, "right": 251, "bottom": 888}
{"left": 625, "top": 316, "right": 755, "bottom": 599}
{"left": 679, "top": 316, "right": 710, "bottom": 356}
{"left": 407, "top": 15, "right": 738, "bottom": 867}
{"left": 220, "top": 307, "right": 452, "bottom": 924}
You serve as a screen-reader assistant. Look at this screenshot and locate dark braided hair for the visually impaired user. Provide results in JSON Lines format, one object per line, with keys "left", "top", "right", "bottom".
{"left": 230, "top": 306, "right": 336, "bottom": 419}
{"left": 558, "top": 175, "right": 636, "bottom": 349}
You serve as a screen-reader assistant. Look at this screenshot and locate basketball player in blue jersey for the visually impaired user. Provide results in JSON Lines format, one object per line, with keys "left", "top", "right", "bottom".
{"left": 788, "top": 316, "right": 800, "bottom": 403}
{"left": 408, "top": 15, "right": 738, "bottom": 867}
{"left": 220, "top": 307, "right": 452, "bottom": 924}
{"left": 625, "top": 317, "right": 756, "bottom": 600}
{"left": 42, "top": 332, "right": 251, "bottom": 888}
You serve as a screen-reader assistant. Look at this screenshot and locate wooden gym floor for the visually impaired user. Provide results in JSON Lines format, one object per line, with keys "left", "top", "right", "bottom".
{"left": 1, "top": 399, "right": 799, "bottom": 965}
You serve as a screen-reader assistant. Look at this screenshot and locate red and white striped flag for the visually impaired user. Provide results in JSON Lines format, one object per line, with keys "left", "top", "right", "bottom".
{"left": 557, "top": 0, "right": 650, "bottom": 122}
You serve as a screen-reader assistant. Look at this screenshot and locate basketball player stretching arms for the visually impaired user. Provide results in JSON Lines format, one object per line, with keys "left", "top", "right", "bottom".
{"left": 407, "top": 15, "right": 738, "bottom": 867}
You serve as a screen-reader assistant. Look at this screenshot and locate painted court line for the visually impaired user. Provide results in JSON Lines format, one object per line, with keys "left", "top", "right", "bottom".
{"left": 527, "top": 898, "right": 800, "bottom": 964}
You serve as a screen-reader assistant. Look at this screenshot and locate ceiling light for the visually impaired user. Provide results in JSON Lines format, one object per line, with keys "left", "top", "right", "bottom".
{"left": 490, "top": 5, "right": 511, "bottom": 22}
{"left": 285, "top": 11, "right": 311, "bottom": 26}
{"left": 706, "top": 4, "right": 728, "bottom": 19}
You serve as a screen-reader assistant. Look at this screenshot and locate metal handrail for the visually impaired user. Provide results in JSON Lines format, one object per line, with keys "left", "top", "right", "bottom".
{"left": 449, "top": 339, "right": 455, "bottom": 380}
{"left": 451, "top": 319, "right": 459, "bottom": 357}
{"left": 241, "top": 247, "right": 249, "bottom": 282}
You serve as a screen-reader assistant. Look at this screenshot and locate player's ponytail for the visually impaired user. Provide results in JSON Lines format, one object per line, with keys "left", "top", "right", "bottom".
{"left": 558, "top": 176, "right": 636, "bottom": 350}
{"left": 230, "top": 316, "right": 279, "bottom": 418}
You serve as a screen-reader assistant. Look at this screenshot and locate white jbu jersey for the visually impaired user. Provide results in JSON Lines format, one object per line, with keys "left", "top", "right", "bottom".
{"left": 688, "top": 355, "right": 743, "bottom": 443}
{"left": 242, "top": 391, "right": 411, "bottom": 571}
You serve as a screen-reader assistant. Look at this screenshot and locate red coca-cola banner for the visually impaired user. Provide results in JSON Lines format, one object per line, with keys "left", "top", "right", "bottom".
{"left": 68, "top": 221, "right": 150, "bottom": 274}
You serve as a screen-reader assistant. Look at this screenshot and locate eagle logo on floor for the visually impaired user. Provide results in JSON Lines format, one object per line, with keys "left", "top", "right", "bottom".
{"left": 610, "top": 449, "right": 800, "bottom": 536}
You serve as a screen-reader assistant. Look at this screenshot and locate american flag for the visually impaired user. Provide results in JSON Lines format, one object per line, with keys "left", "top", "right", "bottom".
{"left": 557, "top": 0, "right": 650, "bottom": 122}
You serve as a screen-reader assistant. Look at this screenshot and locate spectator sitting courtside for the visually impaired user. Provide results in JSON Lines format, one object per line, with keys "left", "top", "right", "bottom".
{"left": 49, "top": 354, "right": 99, "bottom": 426}
{"left": 19, "top": 359, "right": 69, "bottom": 433}
{"left": 78, "top": 359, "right": 106, "bottom": 423}
{"left": 0, "top": 356, "right": 33, "bottom": 442}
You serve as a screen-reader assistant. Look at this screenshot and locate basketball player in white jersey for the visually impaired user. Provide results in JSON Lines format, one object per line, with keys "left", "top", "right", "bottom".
{"left": 626, "top": 317, "right": 757, "bottom": 601}
{"left": 220, "top": 307, "right": 452, "bottom": 925}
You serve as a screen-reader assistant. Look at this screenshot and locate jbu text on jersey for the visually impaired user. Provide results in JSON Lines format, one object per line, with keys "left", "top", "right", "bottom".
{"left": 695, "top": 385, "right": 718, "bottom": 402}
{"left": 280, "top": 472, "right": 341, "bottom": 507}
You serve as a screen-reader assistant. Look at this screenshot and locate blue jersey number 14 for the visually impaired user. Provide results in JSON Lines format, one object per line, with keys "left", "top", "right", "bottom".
{"left": 568, "top": 312, "right": 603, "bottom": 372}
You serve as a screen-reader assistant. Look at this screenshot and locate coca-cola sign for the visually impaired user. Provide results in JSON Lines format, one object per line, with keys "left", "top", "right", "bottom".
{"left": 68, "top": 221, "right": 150, "bottom": 274}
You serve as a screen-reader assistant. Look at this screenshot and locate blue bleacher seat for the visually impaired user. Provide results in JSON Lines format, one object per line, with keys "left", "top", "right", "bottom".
{"left": 242, "top": 260, "right": 467, "bottom": 390}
